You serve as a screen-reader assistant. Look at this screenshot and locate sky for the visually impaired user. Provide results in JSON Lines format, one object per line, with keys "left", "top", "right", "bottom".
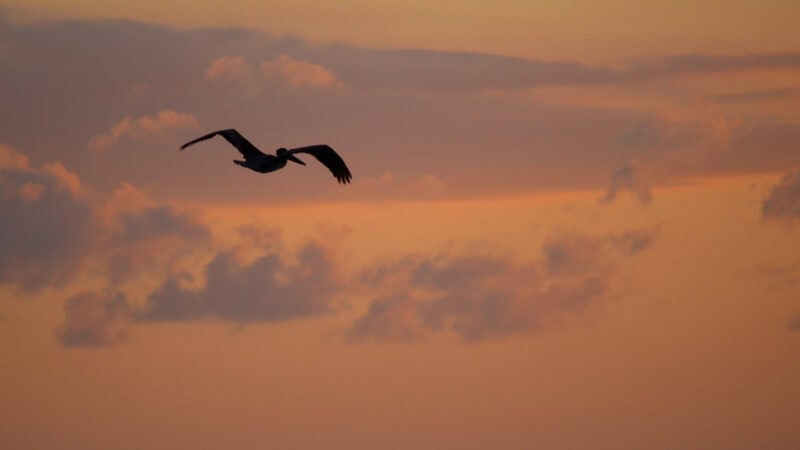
{"left": 1, "top": 1, "right": 799, "bottom": 449}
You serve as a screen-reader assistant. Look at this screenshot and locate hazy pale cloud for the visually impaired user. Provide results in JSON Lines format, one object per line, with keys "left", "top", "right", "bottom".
{"left": 750, "top": 260, "right": 800, "bottom": 292}
{"left": 762, "top": 171, "right": 800, "bottom": 220}
{"left": 88, "top": 110, "right": 199, "bottom": 151}
{"left": 354, "top": 171, "right": 448, "bottom": 199}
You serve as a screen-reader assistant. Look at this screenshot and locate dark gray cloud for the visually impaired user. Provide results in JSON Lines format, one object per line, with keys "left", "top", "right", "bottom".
{"left": 348, "top": 228, "right": 658, "bottom": 342}
{"left": 706, "top": 87, "right": 800, "bottom": 103}
{"left": 616, "top": 116, "right": 800, "bottom": 180}
{"left": 312, "top": 47, "right": 620, "bottom": 91}
{"left": 608, "top": 226, "right": 661, "bottom": 256}
{"left": 139, "top": 241, "right": 341, "bottom": 323}
{"left": 56, "top": 290, "right": 131, "bottom": 348}
{"left": 103, "top": 199, "right": 213, "bottom": 285}
{"left": 315, "top": 49, "right": 800, "bottom": 92}
{"left": 0, "top": 147, "right": 96, "bottom": 288}
{"left": 626, "top": 53, "right": 800, "bottom": 80}
{"left": 0, "top": 145, "right": 214, "bottom": 290}
{"left": 762, "top": 171, "right": 800, "bottom": 220}
{"left": 114, "top": 204, "right": 209, "bottom": 243}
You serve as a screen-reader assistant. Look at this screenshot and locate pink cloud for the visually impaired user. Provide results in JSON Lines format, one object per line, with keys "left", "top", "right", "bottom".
{"left": 260, "top": 54, "right": 343, "bottom": 89}
{"left": 0, "top": 144, "right": 30, "bottom": 170}
{"left": 205, "top": 55, "right": 263, "bottom": 97}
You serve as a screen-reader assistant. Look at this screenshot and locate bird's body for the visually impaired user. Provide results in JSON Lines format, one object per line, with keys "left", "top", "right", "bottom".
{"left": 180, "top": 129, "right": 352, "bottom": 184}
{"left": 232, "top": 153, "right": 289, "bottom": 174}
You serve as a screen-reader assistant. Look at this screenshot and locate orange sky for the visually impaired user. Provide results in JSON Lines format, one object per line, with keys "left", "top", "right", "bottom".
{"left": 9, "top": 0, "right": 800, "bottom": 60}
{"left": 1, "top": 2, "right": 799, "bottom": 449}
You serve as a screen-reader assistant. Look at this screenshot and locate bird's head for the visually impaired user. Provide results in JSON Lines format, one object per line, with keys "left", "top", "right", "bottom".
{"left": 277, "top": 148, "right": 306, "bottom": 165}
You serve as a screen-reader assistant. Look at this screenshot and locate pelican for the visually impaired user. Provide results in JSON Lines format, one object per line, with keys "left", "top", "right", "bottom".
{"left": 180, "top": 129, "right": 352, "bottom": 184}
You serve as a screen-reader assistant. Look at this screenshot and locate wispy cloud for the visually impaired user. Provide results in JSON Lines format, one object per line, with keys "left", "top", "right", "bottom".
{"left": 706, "top": 87, "right": 800, "bottom": 104}
{"left": 600, "top": 165, "right": 652, "bottom": 205}
{"left": 88, "top": 110, "right": 199, "bottom": 151}
{"left": 56, "top": 290, "right": 131, "bottom": 348}
{"left": 762, "top": 171, "right": 800, "bottom": 220}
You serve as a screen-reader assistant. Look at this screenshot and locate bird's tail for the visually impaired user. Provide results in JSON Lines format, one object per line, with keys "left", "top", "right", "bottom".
{"left": 233, "top": 160, "right": 246, "bottom": 166}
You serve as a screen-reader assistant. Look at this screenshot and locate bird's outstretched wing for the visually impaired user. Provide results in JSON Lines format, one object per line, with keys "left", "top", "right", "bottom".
{"left": 288, "top": 145, "right": 352, "bottom": 184}
{"left": 180, "top": 129, "right": 265, "bottom": 161}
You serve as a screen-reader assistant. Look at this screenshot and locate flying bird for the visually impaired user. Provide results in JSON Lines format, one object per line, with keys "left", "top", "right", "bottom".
{"left": 180, "top": 129, "right": 352, "bottom": 184}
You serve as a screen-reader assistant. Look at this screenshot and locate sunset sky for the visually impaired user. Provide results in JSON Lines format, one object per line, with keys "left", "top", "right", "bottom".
{"left": 1, "top": 1, "right": 799, "bottom": 449}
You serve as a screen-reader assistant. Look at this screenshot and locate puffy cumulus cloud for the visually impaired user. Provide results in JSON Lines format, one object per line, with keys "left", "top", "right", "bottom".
{"left": 139, "top": 240, "right": 342, "bottom": 323}
{"left": 56, "top": 290, "right": 131, "bottom": 348}
{"left": 88, "top": 110, "right": 199, "bottom": 151}
{"left": 260, "top": 54, "right": 343, "bottom": 90}
{"left": 205, "top": 55, "right": 264, "bottom": 97}
{"left": 205, "top": 54, "right": 342, "bottom": 95}
{"left": 0, "top": 144, "right": 31, "bottom": 169}
{"left": 0, "top": 145, "right": 220, "bottom": 346}
{"left": 51, "top": 234, "right": 343, "bottom": 347}
{"left": 348, "top": 228, "right": 658, "bottom": 342}
{"left": 100, "top": 183, "right": 212, "bottom": 286}
{"left": 762, "top": 171, "right": 800, "bottom": 220}
{"left": 0, "top": 144, "right": 211, "bottom": 292}
{"left": 600, "top": 165, "right": 652, "bottom": 205}
{"left": 0, "top": 144, "right": 96, "bottom": 288}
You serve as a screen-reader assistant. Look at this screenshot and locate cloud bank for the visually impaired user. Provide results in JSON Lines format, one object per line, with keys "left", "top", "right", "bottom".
{"left": 348, "top": 229, "right": 657, "bottom": 342}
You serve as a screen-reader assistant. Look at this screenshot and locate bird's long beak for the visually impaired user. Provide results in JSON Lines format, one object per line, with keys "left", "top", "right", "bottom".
{"left": 288, "top": 155, "right": 306, "bottom": 165}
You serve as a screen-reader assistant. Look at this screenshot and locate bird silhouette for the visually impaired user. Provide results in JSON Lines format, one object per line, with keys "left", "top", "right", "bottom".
{"left": 180, "top": 129, "right": 352, "bottom": 184}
